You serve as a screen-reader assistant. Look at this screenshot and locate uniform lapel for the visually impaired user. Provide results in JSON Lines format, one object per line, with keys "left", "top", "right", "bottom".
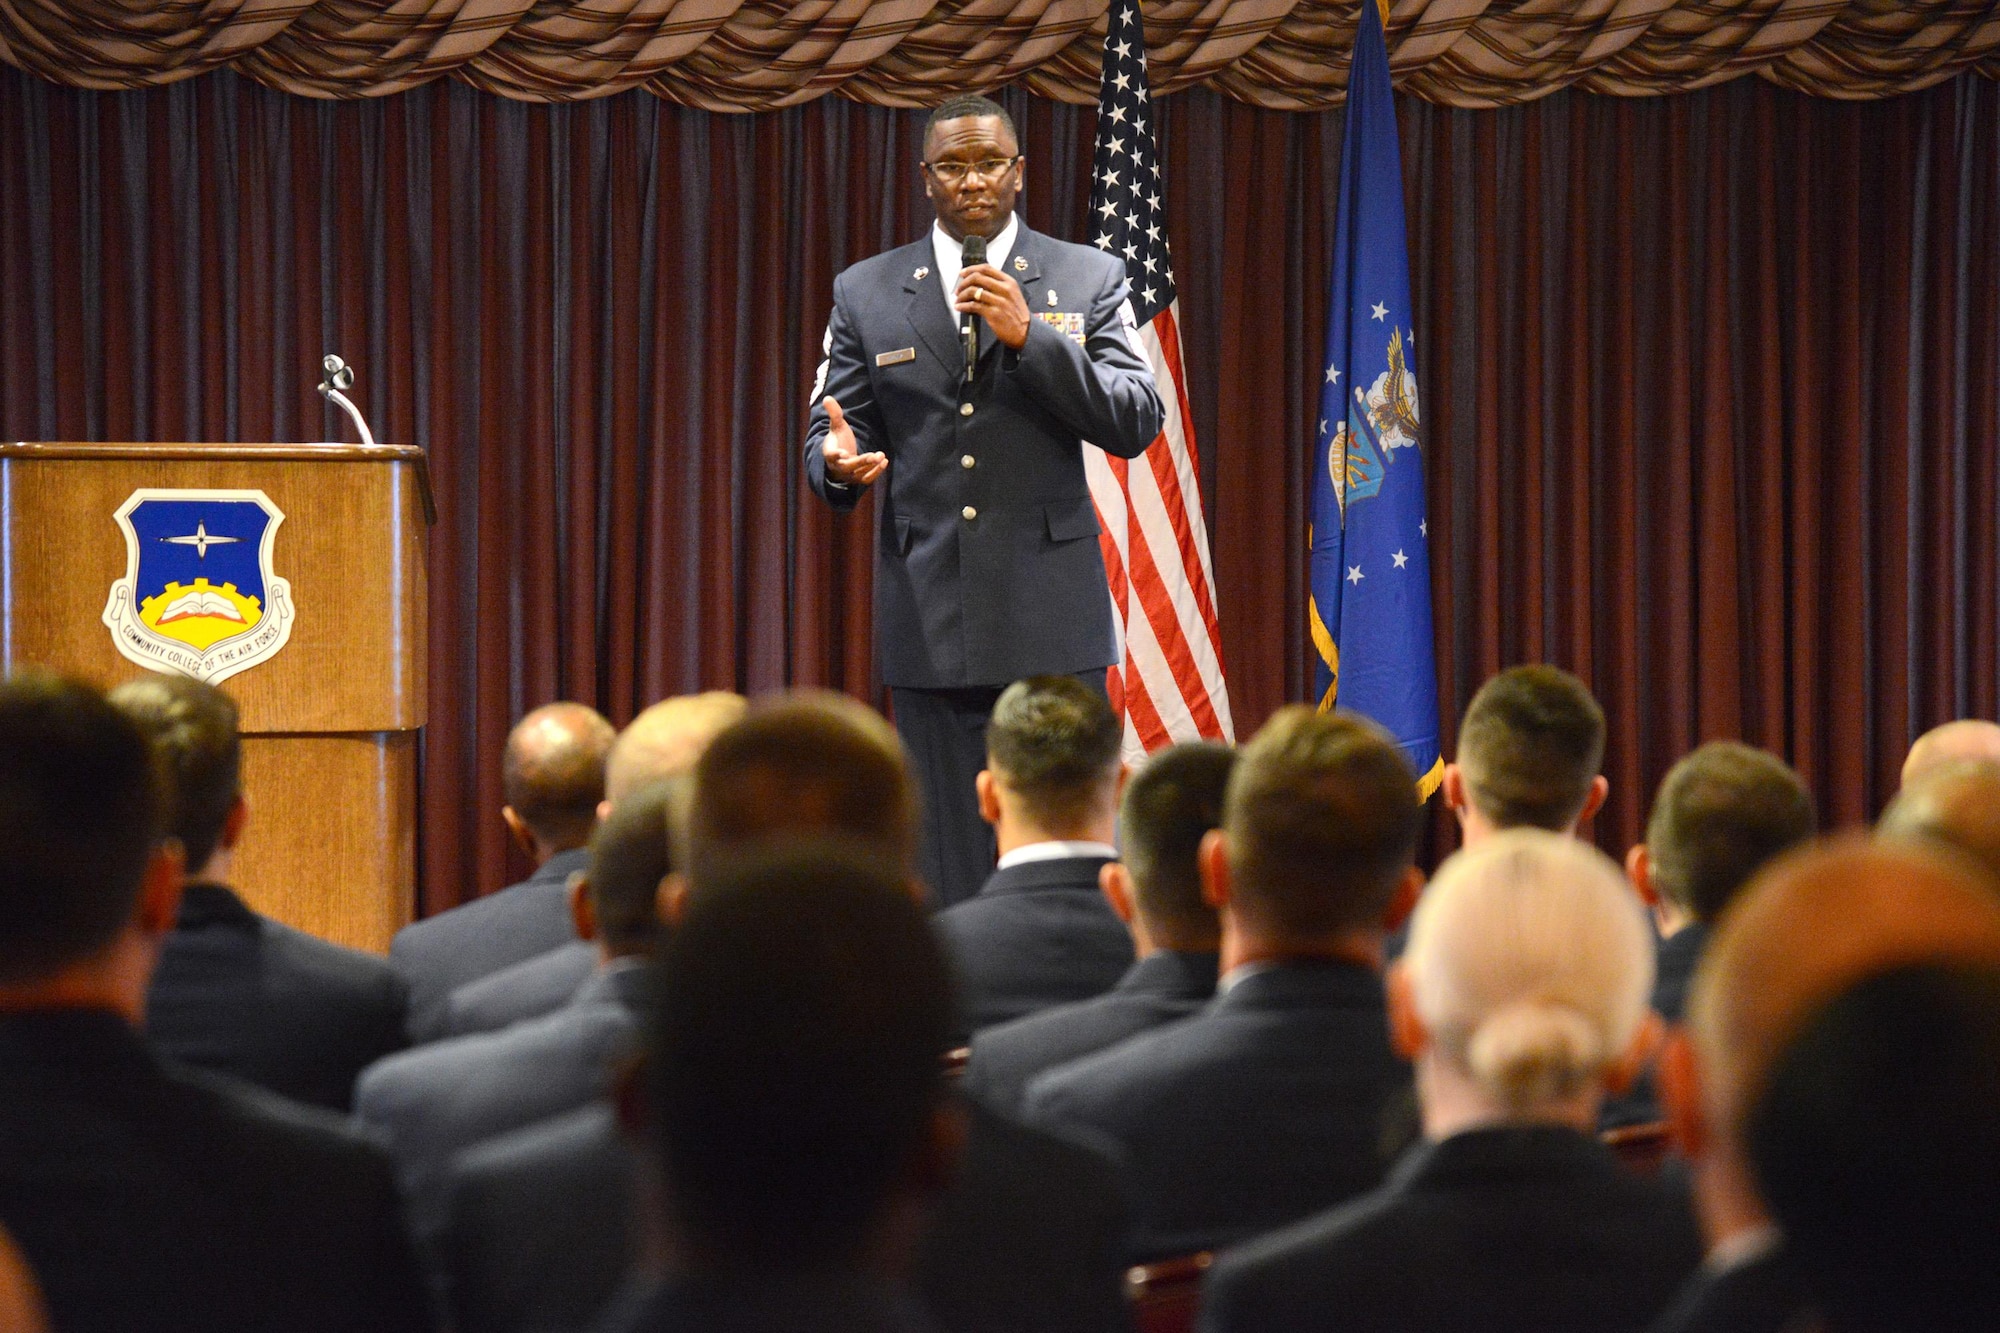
{"left": 903, "top": 243, "right": 964, "bottom": 376}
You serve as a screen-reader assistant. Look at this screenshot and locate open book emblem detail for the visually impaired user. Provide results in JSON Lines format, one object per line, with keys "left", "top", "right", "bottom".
{"left": 103, "top": 489, "right": 295, "bottom": 684}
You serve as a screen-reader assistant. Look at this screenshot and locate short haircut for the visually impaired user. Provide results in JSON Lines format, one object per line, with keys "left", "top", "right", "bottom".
{"left": 108, "top": 674, "right": 240, "bottom": 873}
{"left": 1121, "top": 742, "right": 1235, "bottom": 934}
{"left": 1407, "top": 830, "right": 1654, "bottom": 1111}
{"left": 923, "top": 94, "right": 1018, "bottom": 157}
{"left": 1645, "top": 741, "right": 1817, "bottom": 922}
{"left": 1902, "top": 719, "right": 2000, "bottom": 787}
{"left": 585, "top": 781, "right": 677, "bottom": 955}
{"left": 688, "top": 691, "right": 915, "bottom": 882}
{"left": 985, "top": 676, "right": 1122, "bottom": 830}
{"left": 1749, "top": 962, "right": 2000, "bottom": 1333}
{"left": 502, "top": 703, "right": 615, "bottom": 848}
{"left": 0, "top": 673, "right": 166, "bottom": 984}
{"left": 1456, "top": 665, "right": 1606, "bottom": 831}
{"left": 1224, "top": 706, "right": 1421, "bottom": 936}
{"left": 645, "top": 842, "right": 952, "bottom": 1268}
{"left": 1879, "top": 760, "right": 2000, "bottom": 884}
{"left": 606, "top": 692, "right": 747, "bottom": 805}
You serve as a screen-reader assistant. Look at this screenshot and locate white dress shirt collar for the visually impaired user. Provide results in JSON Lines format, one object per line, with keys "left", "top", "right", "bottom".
{"left": 931, "top": 213, "right": 1020, "bottom": 316}
{"left": 995, "top": 839, "right": 1119, "bottom": 871}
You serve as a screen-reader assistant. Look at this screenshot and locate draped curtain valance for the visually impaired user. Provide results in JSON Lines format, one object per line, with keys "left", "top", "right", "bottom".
{"left": 2, "top": 0, "right": 1995, "bottom": 110}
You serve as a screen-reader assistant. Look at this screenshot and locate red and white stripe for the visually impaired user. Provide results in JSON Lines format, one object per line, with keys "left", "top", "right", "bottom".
{"left": 1088, "top": 302, "right": 1233, "bottom": 763}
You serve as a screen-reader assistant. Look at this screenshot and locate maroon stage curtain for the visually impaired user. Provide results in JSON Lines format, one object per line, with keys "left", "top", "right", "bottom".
{"left": 2, "top": 68, "right": 1996, "bottom": 913}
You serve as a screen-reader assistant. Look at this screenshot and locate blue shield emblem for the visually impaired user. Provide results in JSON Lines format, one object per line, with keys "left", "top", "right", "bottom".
{"left": 102, "top": 489, "right": 295, "bottom": 683}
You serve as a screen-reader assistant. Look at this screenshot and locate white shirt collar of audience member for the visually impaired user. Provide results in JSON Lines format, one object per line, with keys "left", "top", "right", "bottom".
{"left": 995, "top": 838, "right": 1118, "bottom": 871}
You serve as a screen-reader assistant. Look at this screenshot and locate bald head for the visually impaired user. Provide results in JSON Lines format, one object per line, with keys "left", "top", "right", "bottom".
{"left": 1879, "top": 761, "right": 2000, "bottom": 883}
{"left": 504, "top": 703, "right": 616, "bottom": 851}
{"left": 1688, "top": 838, "right": 2000, "bottom": 1138}
{"left": 1902, "top": 719, "right": 2000, "bottom": 788}
{"left": 606, "top": 692, "right": 748, "bottom": 806}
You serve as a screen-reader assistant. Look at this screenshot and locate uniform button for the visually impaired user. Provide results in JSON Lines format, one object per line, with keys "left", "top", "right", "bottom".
{"left": 961, "top": 454, "right": 976, "bottom": 469}
{"left": 959, "top": 402, "right": 975, "bottom": 417}
{"left": 962, "top": 506, "right": 977, "bottom": 521}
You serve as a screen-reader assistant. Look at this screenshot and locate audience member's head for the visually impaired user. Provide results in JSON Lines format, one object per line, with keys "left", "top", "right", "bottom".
{"left": 978, "top": 676, "right": 1124, "bottom": 845}
{"left": 1394, "top": 830, "right": 1655, "bottom": 1135}
{"left": 1748, "top": 961, "right": 2000, "bottom": 1333}
{"left": 108, "top": 674, "right": 244, "bottom": 881}
{"left": 0, "top": 673, "right": 178, "bottom": 1018}
{"left": 1204, "top": 707, "right": 1421, "bottom": 964}
{"left": 1629, "top": 741, "right": 1816, "bottom": 935}
{"left": 1099, "top": 742, "right": 1234, "bottom": 956}
{"left": 570, "top": 781, "right": 678, "bottom": 961}
{"left": 1661, "top": 837, "right": 2000, "bottom": 1250}
{"left": 605, "top": 692, "right": 747, "bottom": 810}
{"left": 684, "top": 691, "right": 916, "bottom": 887}
{"left": 1878, "top": 760, "right": 2000, "bottom": 882}
{"left": 500, "top": 703, "right": 615, "bottom": 859}
{"left": 642, "top": 843, "right": 957, "bottom": 1274}
{"left": 1900, "top": 718, "right": 2000, "bottom": 788}
{"left": 1443, "top": 665, "right": 1607, "bottom": 844}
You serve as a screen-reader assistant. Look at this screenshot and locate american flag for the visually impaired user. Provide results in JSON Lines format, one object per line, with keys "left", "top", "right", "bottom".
{"left": 1086, "top": 0, "right": 1234, "bottom": 761}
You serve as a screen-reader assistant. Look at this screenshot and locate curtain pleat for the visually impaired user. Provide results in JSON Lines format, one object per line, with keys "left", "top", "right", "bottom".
{"left": 2, "top": 68, "right": 1995, "bottom": 909}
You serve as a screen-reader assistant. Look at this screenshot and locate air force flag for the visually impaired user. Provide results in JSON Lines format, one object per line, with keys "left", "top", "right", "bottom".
{"left": 103, "top": 489, "right": 295, "bottom": 684}
{"left": 1308, "top": 0, "right": 1442, "bottom": 796}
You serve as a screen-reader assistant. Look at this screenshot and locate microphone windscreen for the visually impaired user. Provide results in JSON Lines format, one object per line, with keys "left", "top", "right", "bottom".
{"left": 961, "top": 234, "right": 986, "bottom": 267}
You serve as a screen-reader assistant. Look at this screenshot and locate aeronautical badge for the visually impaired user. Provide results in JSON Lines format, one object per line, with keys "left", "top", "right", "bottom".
{"left": 1035, "top": 310, "right": 1087, "bottom": 345}
{"left": 1013, "top": 256, "right": 1028, "bottom": 273}
{"left": 101, "top": 489, "right": 295, "bottom": 684}
{"left": 913, "top": 266, "right": 929, "bottom": 281}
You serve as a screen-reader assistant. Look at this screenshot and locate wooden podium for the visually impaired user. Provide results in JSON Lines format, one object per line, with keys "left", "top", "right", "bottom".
{"left": 0, "top": 442, "right": 430, "bottom": 953}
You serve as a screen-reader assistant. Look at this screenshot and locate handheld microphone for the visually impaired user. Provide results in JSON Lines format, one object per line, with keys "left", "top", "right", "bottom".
{"left": 959, "top": 233, "right": 986, "bottom": 384}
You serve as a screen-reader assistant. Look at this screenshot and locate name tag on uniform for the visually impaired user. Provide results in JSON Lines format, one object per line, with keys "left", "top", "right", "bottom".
{"left": 1036, "top": 311, "right": 1086, "bottom": 344}
{"left": 875, "top": 347, "right": 917, "bottom": 366}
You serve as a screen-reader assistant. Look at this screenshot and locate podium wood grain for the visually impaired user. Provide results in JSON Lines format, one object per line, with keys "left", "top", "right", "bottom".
{"left": 0, "top": 442, "right": 428, "bottom": 952}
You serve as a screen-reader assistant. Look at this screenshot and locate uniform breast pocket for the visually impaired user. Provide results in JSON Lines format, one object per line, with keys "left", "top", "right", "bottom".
{"left": 1044, "top": 497, "right": 1100, "bottom": 544}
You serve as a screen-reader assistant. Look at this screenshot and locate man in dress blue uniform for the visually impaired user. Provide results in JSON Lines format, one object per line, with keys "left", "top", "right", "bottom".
{"left": 804, "top": 93, "right": 1164, "bottom": 908}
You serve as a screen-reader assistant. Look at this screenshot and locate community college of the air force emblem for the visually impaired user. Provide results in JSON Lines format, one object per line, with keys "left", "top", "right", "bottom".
{"left": 101, "top": 489, "right": 295, "bottom": 684}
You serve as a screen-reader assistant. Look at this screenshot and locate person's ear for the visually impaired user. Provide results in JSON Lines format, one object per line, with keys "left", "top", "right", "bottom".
{"left": 1099, "top": 861, "right": 1137, "bottom": 925}
{"left": 1657, "top": 1028, "right": 1707, "bottom": 1159}
{"left": 502, "top": 806, "right": 537, "bottom": 859}
{"left": 657, "top": 872, "right": 691, "bottom": 928}
{"left": 568, "top": 873, "right": 598, "bottom": 942}
{"left": 910, "top": 1097, "right": 970, "bottom": 1198}
{"left": 1198, "top": 829, "right": 1232, "bottom": 911}
{"left": 1576, "top": 775, "right": 1610, "bottom": 828}
{"left": 1605, "top": 1009, "right": 1665, "bottom": 1095}
{"left": 1385, "top": 962, "right": 1428, "bottom": 1062}
{"left": 596, "top": 798, "right": 613, "bottom": 823}
{"left": 137, "top": 840, "right": 186, "bottom": 938}
{"left": 1626, "top": 844, "right": 1662, "bottom": 911}
{"left": 1441, "top": 764, "right": 1467, "bottom": 820}
{"left": 1382, "top": 865, "right": 1425, "bottom": 932}
{"left": 975, "top": 770, "right": 1002, "bottom": 828}
{"left": 220, "top": 795, "right": 249, "bottom": 853}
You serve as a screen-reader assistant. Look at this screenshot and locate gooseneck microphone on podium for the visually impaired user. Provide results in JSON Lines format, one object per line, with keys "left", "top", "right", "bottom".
{"left": 959, "top": 234, "right": 986, "bottom": 384}
{"left": 317, "top": 354, "right": 377, "bottom": 447}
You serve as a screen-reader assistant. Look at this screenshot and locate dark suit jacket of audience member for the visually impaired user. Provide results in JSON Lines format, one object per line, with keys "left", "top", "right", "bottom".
{"left": 1023, "top": 958, "right": 1410, "bottom": 1261}
{"left": 963, "top": 950, "right": 1218, "bottom": 1115}
{"left": 1601, "top": 923, "right": 1711, "bottom": 1131}
{"left": 444, "top": 1096, "right": 1131, "bottom": 1333}
{"left": 438, "top": 938, "right": 597, "bottom": 1039}
{"left": 597, "top": 1271, "right": 939, "bottom": 1333}
{"left": 1202, "top": 1124, "right": 1705, "bottom": 1333}
{"left": 145, "top": 881, "right": 408, "bottom": 1111}
{"left": 0, "top": 1008, "right": 432, "bottom": 1333}
{"left": 356, "top": 959, "right": 646, "bottom": 1243}
{"left": 933, "top": 855, "right": 1134, "bottom": 1040}
{"left": 392, "top": 846, "right": 590, "bottom": 1040}
{"left": 1647, "top": 1242, "right": 1815, "bottom": 1333}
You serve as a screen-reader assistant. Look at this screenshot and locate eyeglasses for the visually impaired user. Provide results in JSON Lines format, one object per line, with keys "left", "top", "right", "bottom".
{"left": 924, "top": 156, "right": 1022, "bottom": 185}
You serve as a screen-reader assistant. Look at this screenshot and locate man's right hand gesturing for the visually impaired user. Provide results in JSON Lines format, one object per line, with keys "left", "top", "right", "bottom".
{"left": 821, "top": 397, "right": 888, "bottom": 486}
